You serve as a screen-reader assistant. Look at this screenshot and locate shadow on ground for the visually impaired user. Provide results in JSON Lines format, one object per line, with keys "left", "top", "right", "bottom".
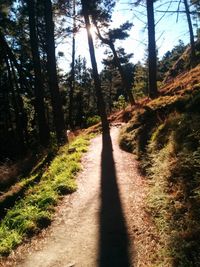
{"left": 99, "top": 130, "right": 132, "bottom": 267}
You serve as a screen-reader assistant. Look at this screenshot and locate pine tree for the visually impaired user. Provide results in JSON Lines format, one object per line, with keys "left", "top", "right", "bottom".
{"left": 43, "top": 0, "right": 67, "bottom": 143}
{"left": 68, "top": 0, "right": 76, "bottom": 129}
{"left": 183, "top": 0, "right": 196, "bottom": 61}
{"left": 94, "top": 21, "right": 135, "bottom": 105}
{"left": 146, "top": 0, "right": 158, "bottom": 98}
{"left": 27, "top": 0, "right": 50, "bottom": 147}
{"left": 80, "top": 0, "right": 111, "bottom": 132}
{"left": 133, "top": 0, "right": 158, "bottom": 99}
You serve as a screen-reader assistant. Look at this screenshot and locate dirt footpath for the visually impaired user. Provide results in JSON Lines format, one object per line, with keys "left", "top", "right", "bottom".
{"left": 1, "top": 126, "right": 158, "bottom": 267}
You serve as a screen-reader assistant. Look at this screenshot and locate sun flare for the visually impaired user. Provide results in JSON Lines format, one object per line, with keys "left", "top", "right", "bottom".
{"left": 89, "top": 25, "right": 96, "bottom": 37}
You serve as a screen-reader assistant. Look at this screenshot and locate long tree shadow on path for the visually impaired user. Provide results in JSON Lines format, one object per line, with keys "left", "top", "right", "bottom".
{"left": 99, "top": 130, "right": 132, "bottom": 267}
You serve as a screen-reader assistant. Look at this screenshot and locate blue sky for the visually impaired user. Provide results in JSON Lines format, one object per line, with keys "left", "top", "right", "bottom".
{"left": 57, "top": 0, "right": 199, "bottom": 73}
{"left": 112, "top": 0, "right": 195, "bottom": 60}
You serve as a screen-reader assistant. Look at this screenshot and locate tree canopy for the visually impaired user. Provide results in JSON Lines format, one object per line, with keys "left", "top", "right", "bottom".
{"left": 0, "top": 0, "right": 199, "bottom": 158}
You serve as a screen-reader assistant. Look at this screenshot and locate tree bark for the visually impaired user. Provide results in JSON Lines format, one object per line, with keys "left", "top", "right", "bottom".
{"left": 27, "top": 0, "right": 50, "bottom": 146}
{"left": 147, "top": 0, "right": 158, "bottom": 99}
{"left": 68, "top": 0, "right": 76, "bottom": 129}
{"left": 81, "top": 0, "right": 109, "bottom": 132}
{"left": 183, "top": 0, "right": 196, "bottom": 62}
{"left": 5, "top": 57, "right": 25, "bottom": 153}
{"left": 0, "top": 31, "right": 32, "bottom": 96}
{"left": 43, "top": 0, "right": 66, "bottom": 143}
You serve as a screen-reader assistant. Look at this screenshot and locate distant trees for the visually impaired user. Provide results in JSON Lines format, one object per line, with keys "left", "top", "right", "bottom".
{"left": 94, "top": 21, "right": 136, "bottom": 105}
{"left": 158, "top": 40, "right": 186, "bottom": 81}
{"left": 65, "top": 56, "right": 97, "bottom": 127}
{"left": 100, "top": 66, "right": 116, "bottom": 113}
{"left": 133, "top": 62, "right": 148, "bottom": 99}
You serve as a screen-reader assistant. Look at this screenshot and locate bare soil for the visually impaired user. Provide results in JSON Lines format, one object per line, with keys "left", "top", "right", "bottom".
{"left": 0, "top": 126, "right": 158, "bottom": 267}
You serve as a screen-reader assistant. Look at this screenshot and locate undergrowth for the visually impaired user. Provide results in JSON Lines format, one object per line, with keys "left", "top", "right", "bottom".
{"left": 147, "top": 112, "right": 200, "bottom": 266}
{"left": 0, "top": 134, "right": 91, "bottom": 256}
{"left": 120, "top": 86, "right": 200, "bottom": 266}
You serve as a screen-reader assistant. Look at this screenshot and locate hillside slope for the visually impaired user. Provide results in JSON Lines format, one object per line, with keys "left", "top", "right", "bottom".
{"left": 119, "top": 64, "right": 200, "bottom": 266}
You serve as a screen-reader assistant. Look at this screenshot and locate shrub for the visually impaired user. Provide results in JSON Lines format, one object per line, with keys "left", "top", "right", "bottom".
{"left": 113, "top": 95, "right": 127, "bottom": 111}
{"left": 86, "top": 115, "right": 101, "bottom": 127}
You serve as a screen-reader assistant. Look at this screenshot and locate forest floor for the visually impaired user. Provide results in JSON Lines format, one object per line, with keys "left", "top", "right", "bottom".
{"left": 0, "top": 125, "right": 158, "bottom": 267}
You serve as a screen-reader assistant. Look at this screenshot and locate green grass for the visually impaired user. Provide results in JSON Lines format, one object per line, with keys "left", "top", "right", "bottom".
{"left": 0, "top": 134, "right": 91, "bottom": 256}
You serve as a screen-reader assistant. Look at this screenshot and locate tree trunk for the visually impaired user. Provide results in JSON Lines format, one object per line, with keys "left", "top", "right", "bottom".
{"left": 0, "top": 31, "right": 32, "bottom": 96}
{"left": 5, "top": 57, "right": 25, "bottom": 153}
{"left": 109, "top": 76, "right": 113, "bottom": 113}
{"left": 147, "top": 0, "right": 158, "bottom": 99}
{"left": 27, "top": 0, "right": 50, "bottom": 146}
{"left": 10, "top": 59, "right": 29, "bottom": 145}
{"left": 68, "top": 0, "right": 76, "bottom": 129}
{"left": 109, "top": 42, "right": 135, "bottom": 105}
{"left": 81, "top": 0, "right": 109, "bottom": 132}
{"left": 43, "top": 0, "right": 66, "bottom": 143}
{"left": 183, "top": 0, "right": 196, "bottom": 62}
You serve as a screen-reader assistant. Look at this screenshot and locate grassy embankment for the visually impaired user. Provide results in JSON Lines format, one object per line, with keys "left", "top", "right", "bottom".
{"left": 0, "top": 134, "right": 92, "bottom": 256}
{"left": 119, "top": 65, "right": 200, "bottom": 266}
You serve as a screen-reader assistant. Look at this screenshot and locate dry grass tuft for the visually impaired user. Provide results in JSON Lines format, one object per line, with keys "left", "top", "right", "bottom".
{"left": 119, "top": 65, "right": 200, "bottom": 266}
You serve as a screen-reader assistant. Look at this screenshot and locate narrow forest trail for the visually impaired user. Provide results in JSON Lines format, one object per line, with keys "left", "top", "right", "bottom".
{"left": 2, "top": 126, "right": 158, "bottom": 267}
